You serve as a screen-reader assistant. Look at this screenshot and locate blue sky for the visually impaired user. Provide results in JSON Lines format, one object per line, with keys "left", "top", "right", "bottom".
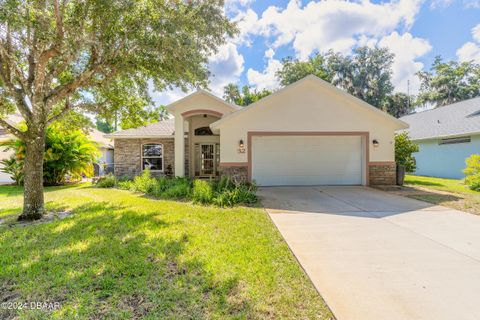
{"left": 152, "top": 0, "right": 480, "bottom": 105}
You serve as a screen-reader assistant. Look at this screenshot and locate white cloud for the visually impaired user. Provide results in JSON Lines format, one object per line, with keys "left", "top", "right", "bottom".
{"left": 225, "top": 0, "right": 254, "bottom": 14}
{"left": 208, "top": 42, "right": 245, "bottom": 95}
{"left": 231, "top": 9, "right": 262, "bottom": 46}
{"left": 430, "top": 0, "right": 480, "bottom": 9}
{"left": 378, "top": 32, "right": 432, "bottom": 94}
{"left": 457, "top": 42, "right": 480, "bottom": 62}
{"left": 265, "top": 48, "right": 275, "bottom": 59}
{"left": 248, "top": 0, "right": 423, "bottom": 59}
{"left": 247, "top": 49, "right": 282, "bottom": 90}
{"left": 430, "top": 0, "right": 454, "bottom": 9}
{"left": 473, "top": 24, "right": 480, "bottom": 42}
{"left": 463, "top": 0, "right": 480, "bottom": 8}
{"left": 149, "top": 86, "right": 190, "bottom": 107}
{"left": 456, "top": 24, "right": 480, "bottom": 63}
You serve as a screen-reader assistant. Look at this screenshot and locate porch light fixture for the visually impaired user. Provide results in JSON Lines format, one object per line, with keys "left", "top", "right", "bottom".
{"left": 238, "top": 139, "right": 246, "bottom": 153}
{"left": 372, "top": 139, "right": 379, "bottom": 147}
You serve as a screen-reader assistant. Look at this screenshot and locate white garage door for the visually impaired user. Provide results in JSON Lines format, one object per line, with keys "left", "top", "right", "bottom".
{"left": 252, "top": 135, "right": 363, "bottom": 186}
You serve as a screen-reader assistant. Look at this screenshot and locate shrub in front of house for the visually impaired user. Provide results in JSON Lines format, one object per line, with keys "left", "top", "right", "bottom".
{"left": 94, "top": 170, "right": 257, "bottom": 206}
{"left": 192, "top": 179, "right": 214, "bottom": 204}
{"left": 1, "top": 124, "right": 98, "bottom": 185}
{"left": 464, "top": 154, "right": 480, "bottom": 191}
{"left": 131, "top": 170, "right": 158, "bottom": 194}
{"left": 95, "top": 173, "right": 117, "bottom": 188}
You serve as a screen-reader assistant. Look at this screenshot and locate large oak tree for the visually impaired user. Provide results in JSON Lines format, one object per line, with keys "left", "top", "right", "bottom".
{"left": 0, "top": 0, "right": 235, "bottom": 220}
{"left": 417, "top": 57, "right": 480, "bottom": 107}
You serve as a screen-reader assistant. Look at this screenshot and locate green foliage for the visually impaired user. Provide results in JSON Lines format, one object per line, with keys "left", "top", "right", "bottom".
{"left": 55, "top": 111, "right": 95, "bottom": 133}
{"left": 274, "top": 47, "right": 397, "bottom": 110}
{"left": 1, "top": 125, "right": 99, "bottom": 185}
{"left": 192, "top": 180, "right": 214, "bottom": 204}
{"left": 223, "top": 84, "right": 272, "bottom": 106}
{"left": 131, "top": 170, "right": 158, "bottom": 194}
{"left": 94, "top": 174, "right": 117, "bottom": 188}
{"left": 96, "top": 119, "right": 115, "bottom": 134}
{"left": 464, "top": 154, "right": 480, "bottom": 191}
{"left": 395, "top": 132, "right": 419, "bottom": 173}
{"left": 160, "top": 179, "right": 192, "bottom": 200}
{"left": 212, "top": 176, "right": 258, "bottom": 207}
{"left": 0, "top": 157, "right": 24, "bottom": 186}
{"left": 327, "top": 47, "right": 395, "bottom": 108}
{"left": 276, "top": 53, "right": 332, "bottom": 86}
{"left": 98, "top": 172, "right": 257, "bottom": 207}
{"left": 93, "top": 78, "right": 169, "bottom": 131}
{"left": 417, "top": 57, "right": 480, "bottom": 107}
{"left": 213, "top": 185, "right": 258, "bottom": 207}
{"left": 383, "top": 92, "right": 415, "bottom": 118}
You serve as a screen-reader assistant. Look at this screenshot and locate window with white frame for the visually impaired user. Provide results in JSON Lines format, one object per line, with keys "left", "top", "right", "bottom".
{"left": 142, "top": 144, "right": 163, "bottom": 171}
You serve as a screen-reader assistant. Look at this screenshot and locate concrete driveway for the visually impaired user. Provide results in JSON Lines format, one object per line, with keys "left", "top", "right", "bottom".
{"left": 259, "top": 186, "right": 480, "bottom": 320}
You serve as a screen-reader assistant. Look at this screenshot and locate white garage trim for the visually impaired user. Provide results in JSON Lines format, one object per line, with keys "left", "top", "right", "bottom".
{"left": 247, "top": 131, "right": 370, "bottom": 186}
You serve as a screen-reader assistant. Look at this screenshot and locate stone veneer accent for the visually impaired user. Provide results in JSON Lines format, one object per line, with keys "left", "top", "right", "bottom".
{"left": 219, "top": 165, "right": 248, "bottom": 184}
{"left": 114, "top": 138, "right": 188, "bottom": 178}
{"left": 369, "top": 162, "right": 396, "bottom": 185}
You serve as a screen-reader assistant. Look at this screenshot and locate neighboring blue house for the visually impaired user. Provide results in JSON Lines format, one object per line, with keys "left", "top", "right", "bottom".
{"left": 400, "top": 97, "right": 480, "bottom": 179}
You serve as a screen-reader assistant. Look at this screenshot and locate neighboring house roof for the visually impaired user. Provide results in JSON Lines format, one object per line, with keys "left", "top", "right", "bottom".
{"left": 88, "top": 128, "right": 114, "bottom": 149}
{"left": 104, "top": 118, "right": 175, "bottom": 139}
{"left": 400, "top": 97, "right": 480, "bottom": 140}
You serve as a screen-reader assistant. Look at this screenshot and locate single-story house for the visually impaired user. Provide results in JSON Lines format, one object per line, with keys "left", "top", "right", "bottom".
{"left": 400, "top": 97, "right": 480, "bottom": 179}
{"left": 106, "top": 75, "right": 408, "bottom": 186}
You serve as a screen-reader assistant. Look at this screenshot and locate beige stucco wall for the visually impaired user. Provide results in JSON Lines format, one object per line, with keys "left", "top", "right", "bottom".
{"left": 216, "top": 80, "right": 402, "bottom": 163}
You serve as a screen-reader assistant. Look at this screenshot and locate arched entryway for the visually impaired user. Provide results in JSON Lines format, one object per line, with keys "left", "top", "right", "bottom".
{"left": 183, "top": 113, "right": 221, "bottom": 178}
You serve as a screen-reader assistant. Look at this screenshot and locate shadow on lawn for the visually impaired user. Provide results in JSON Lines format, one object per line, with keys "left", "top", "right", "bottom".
{"left": 405, "top": 178, "right": 444, "bottom": 187}
{"left": 0, "top": 202, "right": 252, "bottom": 319}
{"left": 0, "top": 183, "right": 82, "bottom": 197}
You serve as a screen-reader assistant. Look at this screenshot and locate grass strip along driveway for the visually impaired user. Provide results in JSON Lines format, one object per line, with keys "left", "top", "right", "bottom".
{"left": 381, "top": 175, "right": 480, "bottom": 216}
{"left": 0, "top": 184, "right": 332, "bottom": 319}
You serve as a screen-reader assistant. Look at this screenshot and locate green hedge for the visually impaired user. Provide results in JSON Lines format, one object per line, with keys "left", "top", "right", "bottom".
{"left": 94, "top": 170, "right": 257, "bottom": 207}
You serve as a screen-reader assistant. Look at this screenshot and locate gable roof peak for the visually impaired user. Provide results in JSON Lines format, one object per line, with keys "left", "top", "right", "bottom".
{"left": 211, "top": 74, "right": 408, "bottom": 130}
{"left": 165, "top": 89, "right": 241, "bottom": 112}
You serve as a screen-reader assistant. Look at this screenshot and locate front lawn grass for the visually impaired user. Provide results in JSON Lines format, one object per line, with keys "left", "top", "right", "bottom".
{"left": 0, "top": 184, "right": 332, "bottom": 319}
{"left": 403, "top": 175, "right": 480, "bottom": 215}
{"left": 405, "top": 175, "right": 476, "bottom": 195}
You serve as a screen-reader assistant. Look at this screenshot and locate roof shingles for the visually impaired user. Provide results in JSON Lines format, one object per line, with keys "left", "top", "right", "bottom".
{"left": 105, "top": 118, "right": 175, "bottom": 138}
{"left": 400, "top": 97, "right": 480, "bottom": 140}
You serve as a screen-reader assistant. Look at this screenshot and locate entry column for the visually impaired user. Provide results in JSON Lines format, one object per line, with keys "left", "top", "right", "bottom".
{"left": 174, "top": 114, "right": 185, "bottom": 177}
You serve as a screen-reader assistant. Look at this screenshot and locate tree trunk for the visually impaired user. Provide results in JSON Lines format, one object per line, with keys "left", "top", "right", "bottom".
{"left": 19, "top": 131, "right": 46, "bottom": 221}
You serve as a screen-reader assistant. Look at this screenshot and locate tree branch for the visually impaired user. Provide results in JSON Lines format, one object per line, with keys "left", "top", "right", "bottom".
{"left": 45, "top": 63, "right": 102, "bottom": 107}
{"left": 53, "top": 0, "right": 64, "bottom": 44}
{"left": 0, "top": 117, "right": 26, "bottom": 139}
{"left": 46, "top": 100, "right": 99, "bottom": 125}
{"left": 0, "top": 54, "right": 33, "bottom": 122}
{"left": 46, "top": 99, "right": 73, "bottom": 125}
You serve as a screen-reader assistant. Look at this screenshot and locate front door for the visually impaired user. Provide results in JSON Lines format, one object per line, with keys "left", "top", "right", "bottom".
{"left": 195, "top": 143, "right": 220, "bottom": 177}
